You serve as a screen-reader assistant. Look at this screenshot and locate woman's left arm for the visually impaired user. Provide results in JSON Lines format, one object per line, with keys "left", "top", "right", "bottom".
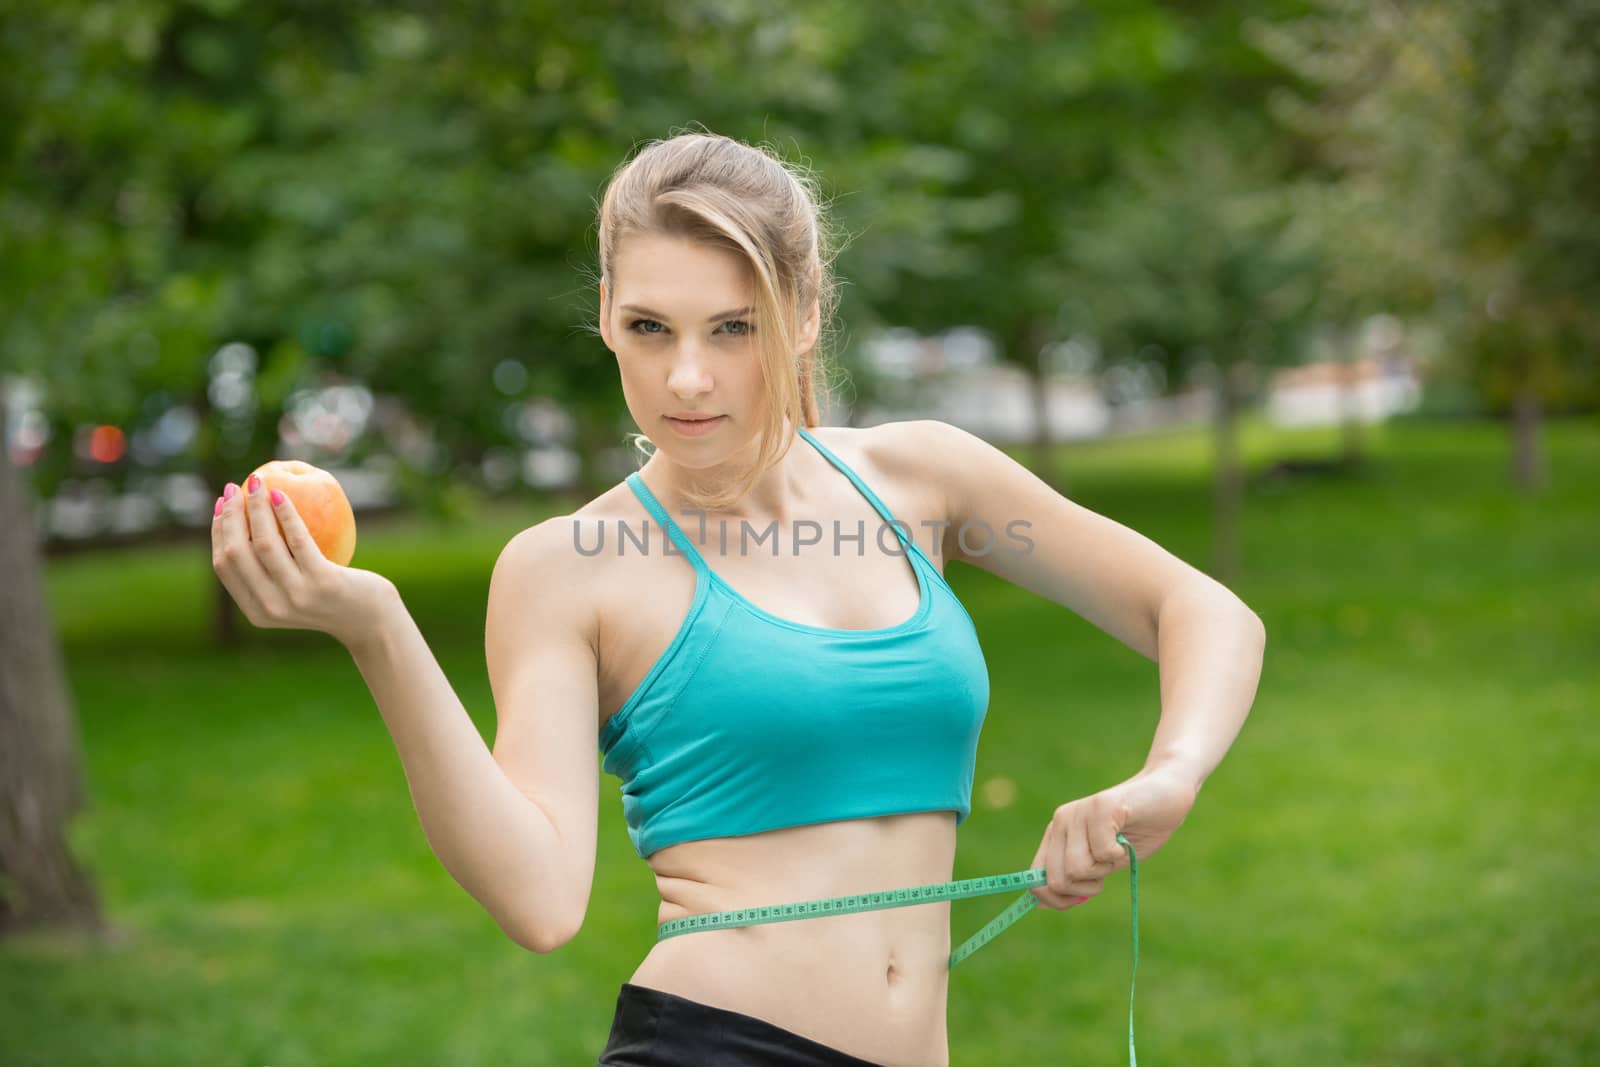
{"left": 1145, "top": 576, "right": 1267, "bottom": 794}
{"left": 1028, "top": 586, "right": 1264, "bottom": 910}
{"left": 886, "top": 419, "right": 1266, "bottom": 909}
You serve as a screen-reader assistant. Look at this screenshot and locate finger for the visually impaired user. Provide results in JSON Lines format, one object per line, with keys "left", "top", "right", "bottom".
{"left": 214, "top": 483, "right": 270, "bottom": 621}
{"left": 244, "top": 474, "right": 299, "bottom": 587}
{"left": 267, "top": 488, "right": 326, "bottom": 567}
{"left": 1028, "top": 824, "right": 1075, "bottom": 910}
{"left": 1054, "top": 837, "right": 1098, "bottom": 907}
{"left": 1036, "top": 812, "right": 1100, "bottom": 915}
{"left": 1064, "top": 815, "right": 1101, "bottom": 880}
{"left": 1043, "top": 825, "right": 1081, "bottom": 908}
{"left": 1088, "top": 808, "right": 1129, "bottom": 874}
{"left": 1061, "top": 815, "right": 1109, "bottom": 898}
{"left": 1036, "top": 825, "right": 1075, "bottom": 908}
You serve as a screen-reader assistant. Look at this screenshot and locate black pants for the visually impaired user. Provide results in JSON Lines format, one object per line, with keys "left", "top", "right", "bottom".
{"left": 597, "top": 982, "right": 888, "bottom": 1066}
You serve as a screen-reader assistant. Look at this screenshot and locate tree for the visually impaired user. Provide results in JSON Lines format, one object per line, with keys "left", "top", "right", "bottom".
{"left": 1251, "top": 0, "right": 1600, "bottom": 490}
{"left": 1063, "top": 124, "right": 1322, "bottom": 581}
{"left": 789, "top": 1, "right": 1319, "bottom": 496}
{"left": 0, "top": 394, "right": 103, "bottom": 935}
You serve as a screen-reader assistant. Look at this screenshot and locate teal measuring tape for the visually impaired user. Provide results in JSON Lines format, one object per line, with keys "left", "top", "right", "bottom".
{"left": 657, "top": 833, "right": 1141, "bottom": 1065}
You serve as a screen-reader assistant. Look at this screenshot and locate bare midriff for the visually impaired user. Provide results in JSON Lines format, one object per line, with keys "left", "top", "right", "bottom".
{"left": 630, "top": 810, "right": 958, "bottom": 1067}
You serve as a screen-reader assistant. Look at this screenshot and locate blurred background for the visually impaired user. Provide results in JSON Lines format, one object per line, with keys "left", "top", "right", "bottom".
{"left": 2, "top": 2, "right": 1595, "bottom": 1064}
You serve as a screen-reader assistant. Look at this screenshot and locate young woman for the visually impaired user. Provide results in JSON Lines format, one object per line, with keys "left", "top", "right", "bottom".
{"left": 210, "top": 131, "right": 1265, "bottom": 1066}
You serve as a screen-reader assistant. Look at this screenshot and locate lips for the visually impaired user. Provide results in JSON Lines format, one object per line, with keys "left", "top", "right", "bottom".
{"left": 665, "top": 414, "right": 726, "bottom": 436}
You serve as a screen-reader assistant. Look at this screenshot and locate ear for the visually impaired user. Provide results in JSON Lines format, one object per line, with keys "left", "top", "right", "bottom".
{"left": 598, "top": 279, "right": 612, "bottom": 349}
{"left": 797, "top": 297, "right": 820, "bottom": 354}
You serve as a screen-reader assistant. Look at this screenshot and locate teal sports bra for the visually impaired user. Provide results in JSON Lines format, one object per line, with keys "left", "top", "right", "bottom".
{"left": 598, "top": 425, "right": 991, "bottom": 859}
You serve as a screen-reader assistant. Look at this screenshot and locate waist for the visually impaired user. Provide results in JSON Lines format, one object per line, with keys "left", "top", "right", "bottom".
{"left": 646, "top": 811, "right": 958, "bottom": 915}
{"left": 629, "top": 927, "right": 951, "bottom": 1067}
{"left": 643, "top": 906, "right": 953, "bottom": 976}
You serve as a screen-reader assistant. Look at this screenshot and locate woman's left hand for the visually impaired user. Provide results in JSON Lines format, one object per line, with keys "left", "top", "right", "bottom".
{"left": 1027, "top": 762, "right": 1199, "bottom": 910}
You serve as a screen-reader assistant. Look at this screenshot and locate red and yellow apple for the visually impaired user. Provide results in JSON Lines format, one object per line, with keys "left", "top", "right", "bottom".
{"left": 243, "top": 459, "right": 357, "bottom": 566}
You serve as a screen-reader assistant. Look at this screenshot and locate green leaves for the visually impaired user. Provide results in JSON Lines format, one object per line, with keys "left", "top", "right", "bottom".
{"left": 19, "top": 0, "right": 1580, "bottom": 509}
{"left": 1254, "top": 0, "right": 1600, "bottom": 410}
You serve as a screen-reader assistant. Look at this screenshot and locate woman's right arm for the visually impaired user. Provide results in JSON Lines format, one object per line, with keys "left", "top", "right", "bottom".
{"left": 213, "top": 481, "right": 598, "bottom": 953}
{"left": 346, "top": 522, "right": 600, "bottom": 953}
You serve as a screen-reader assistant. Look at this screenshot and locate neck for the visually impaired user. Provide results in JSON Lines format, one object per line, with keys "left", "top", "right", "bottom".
{"left": 646, "top": 416, "right": 817, "bottom": 528}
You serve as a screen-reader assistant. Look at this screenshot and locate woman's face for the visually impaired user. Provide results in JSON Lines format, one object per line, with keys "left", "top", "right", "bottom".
{"left": 601, "top": 234, "right": 807, "bottom": 470}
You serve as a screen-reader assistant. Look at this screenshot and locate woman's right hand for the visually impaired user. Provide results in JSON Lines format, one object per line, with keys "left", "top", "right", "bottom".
{"left": 211, "top": 476, "right": 399, "bottom": 649}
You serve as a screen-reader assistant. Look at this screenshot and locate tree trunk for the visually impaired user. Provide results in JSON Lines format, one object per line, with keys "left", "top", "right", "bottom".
{"left": 1210, "top": 362, "right": 1243, "bottom": 584}
{"left": 0, "top": 395, "right": 105, "bottom": 937}
{"left": 1338, "top": 325, "right": 1366, "bottom": 465}
{"left": 1509, "top": 381, "right": 1545, "bottom": 491}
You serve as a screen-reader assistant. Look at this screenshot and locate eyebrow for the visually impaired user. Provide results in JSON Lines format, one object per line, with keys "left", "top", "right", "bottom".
{"left": 619, "top": 304, "right": 754, "bottom": 323}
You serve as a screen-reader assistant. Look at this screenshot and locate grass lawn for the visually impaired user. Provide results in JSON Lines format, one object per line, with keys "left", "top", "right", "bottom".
{"left": 4, "top": 413, "right": 1597, "bottom": 1065}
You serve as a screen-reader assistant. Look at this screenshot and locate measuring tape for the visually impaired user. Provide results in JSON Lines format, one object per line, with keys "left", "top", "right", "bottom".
{"left": 657, "top": 833, "right": 1141, "bottom": 1065}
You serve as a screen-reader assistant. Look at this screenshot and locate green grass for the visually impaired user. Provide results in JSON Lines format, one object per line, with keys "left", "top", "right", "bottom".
{"left": 5, "top": 412, "right": 1598, "bottom": 1065}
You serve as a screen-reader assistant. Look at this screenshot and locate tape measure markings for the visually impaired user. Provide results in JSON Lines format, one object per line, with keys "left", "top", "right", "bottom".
{"left": 654, "top": 833, "right": 1141, "bottom": 1063}
{"left": 657, "top": 867, "right": 1049, "bottom": 940}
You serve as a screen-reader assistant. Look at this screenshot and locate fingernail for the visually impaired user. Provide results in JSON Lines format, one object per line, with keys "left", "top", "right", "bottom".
{"left": 214, "top": 497, "right": 224, "bottom": 517}
{"left": 270, "top": 489, "right": 284, "bottom": 507}
{"left": 247, "top": 474, "right": 261, "bottom": 493}
{"left": 223, "top": 483, "right": 237, "bottom": 501}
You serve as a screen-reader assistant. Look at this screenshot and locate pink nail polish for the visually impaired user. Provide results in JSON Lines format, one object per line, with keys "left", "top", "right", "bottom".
{"left": 270, "top": 489, "right": 284, "bottom": 507}
{"left": 214, "top": 497, "right": 224, "bottom": 517}
{"left": 247, "top": 474, "right": 260, "bottom": 493}
{"left": 223, "top": 483, "right": 237, "bottom": 501}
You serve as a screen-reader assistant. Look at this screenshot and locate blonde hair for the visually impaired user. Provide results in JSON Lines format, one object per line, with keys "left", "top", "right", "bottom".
{"left": 591, "top": 127, "right": 846, "bottom": 513}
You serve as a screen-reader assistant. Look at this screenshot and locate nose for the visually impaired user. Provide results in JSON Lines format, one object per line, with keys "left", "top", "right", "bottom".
{"left": 666, "top": 340, "right": 715, "bottom": 398}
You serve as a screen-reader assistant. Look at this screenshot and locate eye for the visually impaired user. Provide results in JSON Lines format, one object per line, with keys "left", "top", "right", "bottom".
{"left": 626, "top": 318, "right": 755, "bottom": 338}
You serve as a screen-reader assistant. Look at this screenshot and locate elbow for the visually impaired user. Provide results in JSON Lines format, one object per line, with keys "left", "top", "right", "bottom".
{"left": 521, "top": 929, "right": 574, "bottom": 956}
{"left": 501, "top": 905, "right": 582, "bottom": 955}
{"left": 1241, "top": 607, "right": 1265, "bottom": 637}
{"left": 1217, "top": 589, "right": 1266, "bottom": 645}
{"left": 1237, "top": 609, "right": 1267, "bottom": 662}
{"left": 504, "top": 921, "right": 568, "bottom": 955}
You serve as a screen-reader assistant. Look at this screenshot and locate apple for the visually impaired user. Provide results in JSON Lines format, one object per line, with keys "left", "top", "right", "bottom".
{"left": 243, "top": 459, "right": 358, "bottom": 566}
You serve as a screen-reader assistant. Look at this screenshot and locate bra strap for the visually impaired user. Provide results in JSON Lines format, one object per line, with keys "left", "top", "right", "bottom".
{"left": 625, "top": 472, "right": 709, "bottom": 572}
{"left": 796, "top": 426, "right": 918, "bottom": 554}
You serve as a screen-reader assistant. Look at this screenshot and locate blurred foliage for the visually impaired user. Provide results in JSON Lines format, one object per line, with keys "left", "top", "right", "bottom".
{"left": 1061, "top": 120, "right": 1325, "bottom": 402}
{"left": 1250, "top": 0, "right": 1600, "bottom": 413}
{"left": 0, "top": 1, "right": 1318, "bottom": 508}
{"left": 1, "top": 0, "right": 1595, "bottom": 516}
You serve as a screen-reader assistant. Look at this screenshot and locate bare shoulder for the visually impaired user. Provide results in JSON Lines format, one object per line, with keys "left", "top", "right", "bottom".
{"left": 504, "top": 479, "right": 638, "bottom": 564}
{"left": 491, "top": 495, "right": 625, "bottom": 656}
{"left": 808, "top": 419, "right": 963, "bottom": 557}
{"left": 807, "top": 418, "right": 958, "bottom": 485}
{"left": 495, "top": 475, "right": 654, "bottom": 630}
{"left": 856, "top": 418, "right": 1029, "bottom": 560}
{"left": 816, "top": 416, "right": 973, "bottom": 495}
